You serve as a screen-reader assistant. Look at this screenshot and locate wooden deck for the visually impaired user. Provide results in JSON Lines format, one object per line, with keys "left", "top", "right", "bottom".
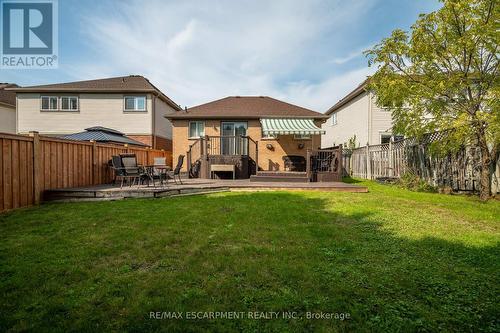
{"left": 44, "top": 179, "right": 368, "bottom": 202}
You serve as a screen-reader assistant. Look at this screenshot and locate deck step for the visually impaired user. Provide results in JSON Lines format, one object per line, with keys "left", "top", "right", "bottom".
{"left": 250, "top": 175, "right": 310, "bottom": 183}
{"left": 256, "top": 171, "right": 307, "bottom": 177}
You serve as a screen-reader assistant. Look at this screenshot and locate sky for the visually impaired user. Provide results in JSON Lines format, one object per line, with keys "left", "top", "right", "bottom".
{"left": 0, "top": 0, "right": 441, "bottom": 111}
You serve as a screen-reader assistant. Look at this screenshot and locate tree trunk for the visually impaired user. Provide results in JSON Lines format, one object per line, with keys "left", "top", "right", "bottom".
{"left": 478, "top": 135, "right": 492, "bottom": 201}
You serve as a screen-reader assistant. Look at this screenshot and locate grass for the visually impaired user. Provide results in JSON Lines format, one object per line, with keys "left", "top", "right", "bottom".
{"left": 0, "top": 180, "right": 499, "bottom": 332}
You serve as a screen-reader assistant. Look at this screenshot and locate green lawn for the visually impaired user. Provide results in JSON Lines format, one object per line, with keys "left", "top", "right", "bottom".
{"left": 0, "top": 180, "right": 499, "bottom": 332}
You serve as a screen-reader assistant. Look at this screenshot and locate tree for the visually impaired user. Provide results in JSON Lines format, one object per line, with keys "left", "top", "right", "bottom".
{"left": 365, "top": 0, "right": 499, "bottom": 200}
{"left": 344, "top": 135, "right": 358, "bottom": 149}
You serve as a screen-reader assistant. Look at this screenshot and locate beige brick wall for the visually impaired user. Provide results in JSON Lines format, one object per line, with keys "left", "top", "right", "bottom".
{"left": 172, "top": 119, "right": 323, "bottom": 172}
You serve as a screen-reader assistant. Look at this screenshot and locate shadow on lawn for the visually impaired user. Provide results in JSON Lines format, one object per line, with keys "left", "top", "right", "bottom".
{"left": 0, "top": 191, "right": 498, "bottom": 333}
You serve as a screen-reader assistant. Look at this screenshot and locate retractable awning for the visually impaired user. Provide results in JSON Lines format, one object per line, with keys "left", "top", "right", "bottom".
{"left": 260, "top": 118, "right": 325, "bottom": 136}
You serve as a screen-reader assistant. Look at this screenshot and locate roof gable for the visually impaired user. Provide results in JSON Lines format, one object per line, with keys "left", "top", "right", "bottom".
{"left": 325, "top": 78, "right": 369, "bottom": 115}
{"left": 168, "top": 96, "right": 327, "bottom": 119}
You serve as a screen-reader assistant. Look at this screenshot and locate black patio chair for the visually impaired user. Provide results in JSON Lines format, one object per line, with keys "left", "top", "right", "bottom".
{"left": 168, "top": 155, "right": 184, "bottom": 185}
{"left": 119, "top": 153, "right": 146, "bottom": 187}
{"left": 110, "top": 155, "right": 139, "bottom": 188}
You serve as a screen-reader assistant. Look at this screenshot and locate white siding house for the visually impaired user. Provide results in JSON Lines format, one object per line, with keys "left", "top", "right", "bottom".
{"left": 322, "top": 79, "right": 398, "bottom": 148}
{"left": 10, "top": 76, "right": 181, "bottom": 150}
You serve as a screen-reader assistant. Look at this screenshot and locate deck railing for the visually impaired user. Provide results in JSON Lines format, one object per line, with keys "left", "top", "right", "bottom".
{"left": 187, "top": 135, "right": 259, "bottom": 178}
{"left": 307, "top": 146, "right": 343, "bottom": 182}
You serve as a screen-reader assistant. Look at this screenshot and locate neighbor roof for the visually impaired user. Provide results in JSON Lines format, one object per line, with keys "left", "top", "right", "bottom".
{"left": 325, "top": 78, "right": 369, "bottom": 115}
{"left": 8, "top": 75, "right": 181, "bottom": 110}
{"left": 167, "top": 96, "right": 328, "bottom": 120}
{"left": 60, "top": 126, "right": 148, "bottom": 147}
{"left": 0, "top": 83, "right": 18, "bottom": 107}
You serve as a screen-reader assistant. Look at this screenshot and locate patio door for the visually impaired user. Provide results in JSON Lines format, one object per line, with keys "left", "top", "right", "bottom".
{"left": 221, "top": 122, "right": 247, "bottom": 155}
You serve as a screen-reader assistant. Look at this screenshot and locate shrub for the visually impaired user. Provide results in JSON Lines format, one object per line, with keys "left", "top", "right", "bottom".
{"left": 396, "top": 172, "right": 438, "bottom": 193}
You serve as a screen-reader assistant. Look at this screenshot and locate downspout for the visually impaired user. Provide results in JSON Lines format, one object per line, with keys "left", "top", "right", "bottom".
{"left": 152, "top": 94, "right": 156, "bottom": 149}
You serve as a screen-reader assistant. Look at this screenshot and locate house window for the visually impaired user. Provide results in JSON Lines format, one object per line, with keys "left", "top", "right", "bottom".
{"left": 61, "top": 96, "right": 78, "bottom": 111}
{"left": 189, "top": 121, "right": 205, "bottom": 138}
{"left": 124, "top": 96, "right": 146, "bottom": 111}
{"left": 41, "top": 96, "right": 58, "bottom": 110}
{"left": 331, "top": 113, "right": 337, "bottom": 125}
{"left": 294, "top": 134, "right": 311, "bottom": 140}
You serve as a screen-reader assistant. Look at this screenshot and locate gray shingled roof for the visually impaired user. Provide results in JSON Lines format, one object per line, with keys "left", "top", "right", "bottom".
{"left": 8, "top": 75, "right": 182, "bottom": 110}
{"left": 167, "top": 96, "right": 328, "bottom": 119}
{"left": 61, "top": 127, "right": 148, "bottom": 146}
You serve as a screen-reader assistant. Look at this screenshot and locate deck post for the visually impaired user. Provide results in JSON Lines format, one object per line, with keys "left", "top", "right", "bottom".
{"left": 339, "top": 144, "right": 343, "bottom": 181}
{"left": 203, "top": 136, "right": 209, "bottom": 178}
{"left": 255, "top": 140, "right": 259, "bottom": 174}
{"left": 187, "top": 144, "right": 192, "bottom": 177}
{"left": 306, "top": 149, "right": 311, "bottom": 182}
{"left": 29, "top": 131, "right": 41, "bottom": 205}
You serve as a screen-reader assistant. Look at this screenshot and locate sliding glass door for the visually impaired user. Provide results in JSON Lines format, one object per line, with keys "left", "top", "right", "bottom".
{"left": 221, "top": 122, "right": 247, "bottom": 155}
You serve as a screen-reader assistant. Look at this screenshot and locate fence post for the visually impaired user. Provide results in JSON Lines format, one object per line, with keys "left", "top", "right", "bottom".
{"left": 29, "top": 131, "right": 41, "bottom": 205}
{"left": 389, "top": 139, "right": 393, "bottom": 178}
{"left": 90, "top": 140, "right": 97, "bottom": 185}
{"left": 146, "top": 147, "right": 151, "bottom": 166}
{"left": 366, "top": 143, "right": 371, "bottom": 179}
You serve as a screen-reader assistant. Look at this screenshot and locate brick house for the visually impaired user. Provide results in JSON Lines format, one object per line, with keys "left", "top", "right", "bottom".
{"left": 167, "top": 96, "right": 331, "bottom": 180}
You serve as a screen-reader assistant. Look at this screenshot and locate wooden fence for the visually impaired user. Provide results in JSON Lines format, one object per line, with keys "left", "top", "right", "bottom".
{"left": 0, "top": 132, "right": 172, "bottom": 212}
{"left": 343, "top": 138, "right": 500, "bottom": 193}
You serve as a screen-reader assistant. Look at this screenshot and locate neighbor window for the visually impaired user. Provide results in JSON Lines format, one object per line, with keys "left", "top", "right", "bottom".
{"left": 41, "top": 96, "right": 58, "bottom": 110}
{"left": 331, "top": 113, "right": 337, "bottom": 125}
{"left": 189, "top": 121, "right": 205, "bottom": 138}
{"left": 61, "top": 96, "right": 78, "bottom": 111}
{"left": 294, "top": 134, "right": 311, "bottom": 140}
{"left": 381, "top": 134, "right": 404, "bottom": 144}
{"left": 124, "top": 96, "right": 146, "bottom": 111}
{"left": 381, "top": 134, "right": 392, "bottom": 144}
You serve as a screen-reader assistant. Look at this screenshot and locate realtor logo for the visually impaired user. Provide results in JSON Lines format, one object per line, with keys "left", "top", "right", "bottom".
{"left": 1, "top": 0, "right": 58, "bottom": 68}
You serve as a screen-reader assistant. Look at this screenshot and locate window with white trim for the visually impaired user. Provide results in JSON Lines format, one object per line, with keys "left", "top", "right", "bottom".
{"left": 61, "top": 96, "right": 78, "bottom": 111}
{"left": 331, "top": 112, "right": 337, "bottom": 125}
{"left": 381, "top": 134, "right": 392, "bottom": 144}
{"left": 41, "top": 96, "right": 58, "bottom": 110}
{"left": 124, "top": 96, "right": 146, "bottom": 111}
{"left": 189, "top": 121, "right": 205, "bottom": 138}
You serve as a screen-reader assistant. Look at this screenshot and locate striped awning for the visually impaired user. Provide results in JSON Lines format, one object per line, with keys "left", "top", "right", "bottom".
{"left": 260, "top": 118, "right": 325, "bottom": 136}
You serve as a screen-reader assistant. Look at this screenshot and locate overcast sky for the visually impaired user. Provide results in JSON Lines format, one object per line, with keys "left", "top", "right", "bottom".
{"left": 1, "top": 0, "right": 441, "bottom": 111}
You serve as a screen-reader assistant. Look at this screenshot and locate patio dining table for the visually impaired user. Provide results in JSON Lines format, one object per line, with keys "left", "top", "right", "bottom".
{"left": 143, "top": 165, "right": 172, "bottom": 187}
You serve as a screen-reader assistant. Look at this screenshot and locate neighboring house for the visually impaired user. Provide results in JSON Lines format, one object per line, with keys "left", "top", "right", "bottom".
{"left": 9, "top": 75, "right": 181, "bottom": 150}
{"left": 61, "top": 126, "right": 148, "bottom": 147}
{"left": 0, "top": 83, "right": 18, "bottom": 134}
{"left": 322, "top": 79, "right": 401, "bottom": 148}
{"left": 167, "top": 96, "right": 328, "bottom": 177}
